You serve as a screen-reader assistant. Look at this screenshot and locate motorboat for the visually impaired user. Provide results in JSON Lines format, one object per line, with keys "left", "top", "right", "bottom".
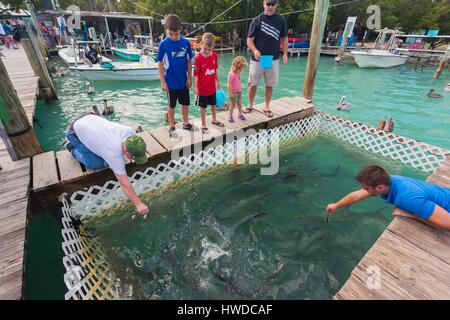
{"left": 351, "top": 29, "right": 408, "bottom": 68}
{"left": 69, "top": 55, "right": 159, "bottom": 81}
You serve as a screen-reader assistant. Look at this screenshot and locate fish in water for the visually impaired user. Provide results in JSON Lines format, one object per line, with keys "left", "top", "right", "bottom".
{"left": 135, "top": 254, "right": 144, "bottom": 268}
{"left": 326, "top": 211, "right": 332, "bottom": 223}
{"left": 281, "top": 172, "right": 298, "bottom": 180}
{"left": 253, "top": 211, "right": 268, "bottom": 219}
{"left": 261, "top": 192, "right": 272, "bottom": 198}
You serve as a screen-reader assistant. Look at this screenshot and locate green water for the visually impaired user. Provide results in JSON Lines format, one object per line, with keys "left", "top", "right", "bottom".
{"left": 25, "top": 51, "right": 445, "bottom": 299}
{"left": 85, "top": 135, "right": 425, "bottom": 300}
{"left": 35, "top": 52, "right": 450, "bottom": 152}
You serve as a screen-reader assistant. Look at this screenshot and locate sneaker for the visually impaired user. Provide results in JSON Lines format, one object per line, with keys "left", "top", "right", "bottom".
{"left": 238, "top": 114, "right": 246, "bottom": 121}
{"left": 182, "top": 123, "right": 193, "bottom": 131}
{"left": 168, "top": 127, "right": 176, "bottom": 136}
{"left": 64, "top": 140, "right": 74, "bottom": 152}
{"left": 228, "top": 115, "right": 234, "bottom": 123}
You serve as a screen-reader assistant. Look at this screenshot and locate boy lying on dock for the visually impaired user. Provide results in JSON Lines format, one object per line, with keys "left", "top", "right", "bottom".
{"left": 327, "top": 165, "right": 450, "bottom": 231}
{"left": 65, "top": 114, "right": 149, "bottom": 217}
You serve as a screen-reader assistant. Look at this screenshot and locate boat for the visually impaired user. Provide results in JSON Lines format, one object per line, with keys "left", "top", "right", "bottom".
{"left": 111, "top": 35, "right": 156, "bottom": 61}
{"left": 58, "top": 41, "right": 111, "bottom": 65}
{"left": 69, "top": 55, "right": 159, "bottom": 81}
{"left": 351, "top": 29, "right": 408, "bottom": 68}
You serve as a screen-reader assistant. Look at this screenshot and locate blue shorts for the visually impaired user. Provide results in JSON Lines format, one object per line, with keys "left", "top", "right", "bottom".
{"left": 65, "top": 128, "right": 106, "bottom": 170}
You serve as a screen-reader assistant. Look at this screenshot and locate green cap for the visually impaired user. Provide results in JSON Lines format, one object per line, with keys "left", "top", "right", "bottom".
{"left": 125, "top": 136, "right": 148, "bottom": 165}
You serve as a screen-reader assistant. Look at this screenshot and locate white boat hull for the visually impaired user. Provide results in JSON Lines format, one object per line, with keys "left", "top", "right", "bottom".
{"left": 351, "top": 51, "right": 408, "bottom": 68}
{"left": 69, "top": 65, "right": 159, "bottom": 81}
{"left": 58, "top": 47, "right": 111, "bottom": 65}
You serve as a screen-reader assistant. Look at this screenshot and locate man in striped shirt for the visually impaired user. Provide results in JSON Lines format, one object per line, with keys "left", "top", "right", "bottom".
{"left": 244, "top": 0, "right": 288, "bottom": 118}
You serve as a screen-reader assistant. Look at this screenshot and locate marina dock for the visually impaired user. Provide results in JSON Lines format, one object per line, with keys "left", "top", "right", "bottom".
{"left": 0, "top": 44, "right": 39, "bottom": 299}
{"left": 0, "top": 44, "right": 39, "bottom": 125}
{"left": 30, "top": 97, "right": 315, "bottom": 210}
{"left": 335, "top": 156, "right": 450, "bottom": 300}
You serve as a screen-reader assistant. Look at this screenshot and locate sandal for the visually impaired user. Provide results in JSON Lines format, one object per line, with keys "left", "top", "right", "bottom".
{"left": 182, "top": 123, "right": 193, "bottom": 131}
{"left": 211, "top": 120, "right": 225, "bottom": 127}
{"left": 263, "top": 109, "right": 273, "bottom": 118}
{"left": 243, "top": 107, "right": 253, "bottom": 114}
{"left": 201, "top": 127, "right": 208, "bottom": 133}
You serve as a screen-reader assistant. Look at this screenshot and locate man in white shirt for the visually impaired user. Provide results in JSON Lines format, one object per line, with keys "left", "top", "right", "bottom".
{"left": 66, "top": 114, "right": 149, "bottom": 217}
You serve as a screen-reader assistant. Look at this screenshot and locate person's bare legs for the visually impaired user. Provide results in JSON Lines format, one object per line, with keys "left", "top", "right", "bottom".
{"left": 229, "top": 100, "right": 235, "bottom": 119}
{"left": 245, "top": 84, "right": 257, "bottom": 112}
{"left": 265, "top": 86, "right": 273, "bottom": 111}
{"left": 237, "top": 99, "right": 243, "bottom": 116}
{"left": 211, "top": 105, "right": 217, "bottom": 123}
{"left": 168, "top": 107, "right": 175, "bottom": 128}
{"left": 181, "top": 105, "right": 190, "bottom": 126}
{"left": 200, "top": 107, "right": 207, "bottom": 128}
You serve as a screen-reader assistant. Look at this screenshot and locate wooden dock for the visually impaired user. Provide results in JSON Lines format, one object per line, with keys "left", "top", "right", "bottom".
{"left": 0, "top": 44, "right": 40, "bottom": 125}
{"left": 0, "top": 44, "right": 39, "bottom": 300}
{"left": 30, "top": 97, "right": 315, "bottom": 210}
{"left": 335, "top": 155, "right": 450, "bottom": 300}
{"left": 0, "top": 140, "right": 31, "bottom": 299}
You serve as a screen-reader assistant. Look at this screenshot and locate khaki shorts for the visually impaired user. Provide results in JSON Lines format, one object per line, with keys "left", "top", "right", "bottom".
{"left": 248, "top": 59, "right": 280, "bottom": 87}
{"left": 229, "top": 92, "right": 242, "bottom": 104}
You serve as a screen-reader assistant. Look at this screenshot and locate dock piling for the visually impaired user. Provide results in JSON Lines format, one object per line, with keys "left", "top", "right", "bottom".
{"left": 0, "top": 59, "right": 42, "bottom": 159}
{"left": 303, "top": 0, "right": 330, "bottom": 99}
{"left": 22, "top": 39, "right": 57, "bottom": 100}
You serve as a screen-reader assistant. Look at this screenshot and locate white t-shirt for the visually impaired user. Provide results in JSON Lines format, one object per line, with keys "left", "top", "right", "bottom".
{"left": 73, "top": 115, "right": 135, "bottom": 175}
{"left": 0, "top": 24, "right": 6, "bottom": 35}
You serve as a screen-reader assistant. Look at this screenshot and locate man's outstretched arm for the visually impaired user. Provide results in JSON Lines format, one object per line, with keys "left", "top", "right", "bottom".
{"left": 115, "top": 173, "right": 149, "bottom": 217}
{"left": 327, "top": 189, "right": 372, "bottom": 213}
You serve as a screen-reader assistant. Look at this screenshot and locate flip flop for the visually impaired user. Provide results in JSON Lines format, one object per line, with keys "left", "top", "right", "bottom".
{"left": 263, "top": 109, "right": 273, "bottom": 118}
{"left": 212, "top": 121, "right": 225, "bottom": 127}
{"left": 243, "top": 107, "right": 253, "bottom": 114}
{"left": 182, "top": 123, "right": 193, "bottom": 131}
{"left": 201, "top": 127, "right": 208, "bottom": 133}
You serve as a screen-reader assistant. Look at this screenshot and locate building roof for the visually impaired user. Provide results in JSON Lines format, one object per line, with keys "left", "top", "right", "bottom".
{"left": 0, "top": 3, "right": 30, "bottom": 17}
{"left": 38, "top": 9, "right": 153, "bottom": 20}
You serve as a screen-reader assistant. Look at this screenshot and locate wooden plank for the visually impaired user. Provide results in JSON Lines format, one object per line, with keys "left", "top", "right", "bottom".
{"left": 150, "top": 126, "right": 195, "bottom": 153}
{"left": 387, "top": 217, "right": 450, "bottom": 262}
{"left": 32, "top": 151, "right": 59, "bottom": 191}
{"left": 137, "top": 131, "right": 167, "bottom": 158}
{"left": 56, "top": 150, "right": 84, "bottom": 182}
{"left": 0, "top": 269, "right": 23, "bottom": 300}
{"left": 0, "top": 211, "right": 27, "bottom": 238}
{"left": 356, "top": 230, "right": 450, "bottom": 299}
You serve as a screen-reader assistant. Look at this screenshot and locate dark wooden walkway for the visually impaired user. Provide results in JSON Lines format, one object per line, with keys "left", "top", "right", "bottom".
{"left": 0, "top": 44, "right": 38, "bottom": 299}
{"left": 335, "top": 155, "right": 450, "bottom": 300}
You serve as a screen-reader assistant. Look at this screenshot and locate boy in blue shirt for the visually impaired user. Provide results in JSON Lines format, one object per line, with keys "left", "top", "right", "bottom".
{"left": 157, "top": 14, "right": 194, "bottom": 135}
{"left": 327, "top": 165, "right": 450, "bottom": 230}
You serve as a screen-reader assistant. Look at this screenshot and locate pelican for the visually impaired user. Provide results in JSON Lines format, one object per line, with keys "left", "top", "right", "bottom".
{"left": 85, "top": 82, "right": 96, "bottom": 94}
{"left": 427, "top": 89, "right": 443, "bottom": 99}
{"left": 384, "top": 117, "right": 394, "bottom": 133}
{"left": 444, "top": 83, "right": 450, "bottom": 92}
{"left": 337, "top": 96, "right": 352, "bottom": 110}
{"left": 102, "top": 99, "right": 114, "bottom": 116}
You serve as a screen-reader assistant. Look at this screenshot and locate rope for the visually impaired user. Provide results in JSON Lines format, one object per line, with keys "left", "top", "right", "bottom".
{"left": 185, "top": 0, "right": 243, "bottom": 36}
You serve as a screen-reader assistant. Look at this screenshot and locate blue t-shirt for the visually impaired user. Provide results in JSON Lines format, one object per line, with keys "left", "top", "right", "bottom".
{"left": 157, "top": 36, "right": 194, "bottom": 90}
{"left": 381, "top": 175, "right": 450, "bottom": 219}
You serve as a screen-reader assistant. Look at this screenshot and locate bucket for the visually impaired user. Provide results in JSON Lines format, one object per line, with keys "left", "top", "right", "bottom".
{"left": 216, "top": 88, "right": 226, "bottom": 107}
{"left": 260, "top": 55, "right": 274, "bottom": 69}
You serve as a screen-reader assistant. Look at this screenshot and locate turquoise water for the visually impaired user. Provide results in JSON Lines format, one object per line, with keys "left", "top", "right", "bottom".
{"left": 24, "top": 51, "right": 445, "bottom": 299}
{"left": 35, "top": 52, "right": 450, "bottom": 152}
{"left": 86, "top": 135, "right": 425, "bottom": 300}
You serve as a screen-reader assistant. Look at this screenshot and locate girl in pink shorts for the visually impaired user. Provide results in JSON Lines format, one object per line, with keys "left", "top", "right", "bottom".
{"left": 227, "top": 56, "right": 248, "bottom": 122}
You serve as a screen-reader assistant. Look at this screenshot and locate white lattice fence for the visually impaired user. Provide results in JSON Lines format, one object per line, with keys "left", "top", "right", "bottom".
{"left": 61, "top": 111, "right": 449, "bottom": 300}
{"left": 320, "top": 112, "right": 449, "bottom": 174}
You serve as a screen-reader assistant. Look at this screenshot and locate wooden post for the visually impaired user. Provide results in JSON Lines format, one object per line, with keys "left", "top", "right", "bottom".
{"left": 22, "top": 39, "right": 57, "bottom": 100}
{"left": 303, "top": 0, "right": 330, "bottom": 100}
{"left": 433, "top": 45, "right": 450, "bottom": 79}
{"left": 25, "top": 0, "right": 48, "bottom": 58}
{"left": 336, "top": 17, "right": 356, "bottom": 63}
{"left": 0, "top": 59, "right": 42, "bottom": 159}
